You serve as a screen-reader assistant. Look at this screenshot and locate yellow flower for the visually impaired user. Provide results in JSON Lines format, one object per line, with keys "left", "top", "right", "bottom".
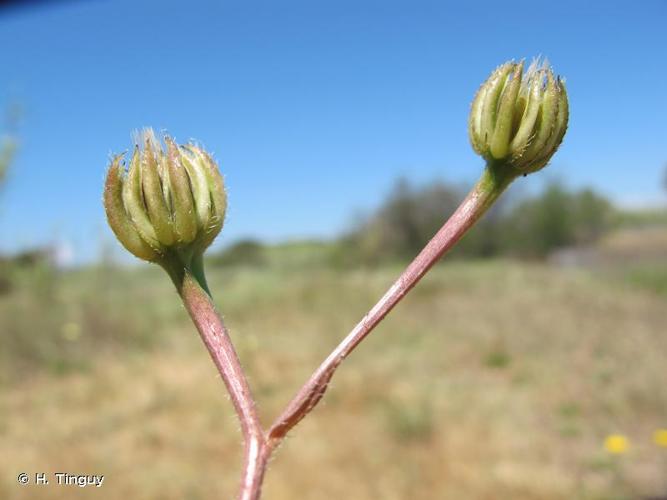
{"left": 654, "top": 429, "right": 667, "bottom": 448}
{"left": 604, "top": 434, "right": 629, "bottom": 455}
{"left": 61, "top": 322, "right": 81, "bottom": 342}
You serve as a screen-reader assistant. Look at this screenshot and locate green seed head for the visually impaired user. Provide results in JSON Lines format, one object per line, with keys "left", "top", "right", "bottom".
{"left": 469, "top": 59, "right": 569, "bottom": 174}
{"left": 103, "top": 129, "right": 226, "bottom": 265}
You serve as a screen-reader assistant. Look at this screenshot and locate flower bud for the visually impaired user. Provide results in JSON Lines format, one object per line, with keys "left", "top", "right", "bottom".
{"left": 469, "top": 59, "right": 568, "bottom": 173}
{"left": 103, "top": 129, "right": 226, "bottom": 264}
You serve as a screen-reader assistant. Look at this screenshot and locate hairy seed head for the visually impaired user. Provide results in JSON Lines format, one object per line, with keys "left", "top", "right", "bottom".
{"left": 103, "top": 129, "right": 226, "bottom": 264}
{"left": 469, "top": 58, "right": 569, "bottom": 173}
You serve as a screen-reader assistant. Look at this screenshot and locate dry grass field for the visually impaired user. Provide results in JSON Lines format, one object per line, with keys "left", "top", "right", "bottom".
{"left": 1, "top": 254, "right": 666, "bottom": 499}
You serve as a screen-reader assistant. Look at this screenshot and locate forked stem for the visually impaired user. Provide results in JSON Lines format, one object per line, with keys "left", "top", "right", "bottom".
{"left": 172, "top": 163, "right": 515, "bottom": 499}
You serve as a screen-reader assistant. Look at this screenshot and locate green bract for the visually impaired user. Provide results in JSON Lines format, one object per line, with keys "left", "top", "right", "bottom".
{"left": 103, "top": 129, "right": 226, "bottom": 265}
{"left": 469, "top": 59, "right": 569, "bottom": 173}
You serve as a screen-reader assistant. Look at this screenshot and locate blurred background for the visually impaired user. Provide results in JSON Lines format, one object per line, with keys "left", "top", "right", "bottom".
{"left": 1, "top": 0, "right": 666, "bottom": 499}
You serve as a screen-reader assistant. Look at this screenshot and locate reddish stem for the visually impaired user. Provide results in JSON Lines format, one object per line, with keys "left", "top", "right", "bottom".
{"left": 173, "top": 266, "right": 267, "bottom": 500}
{"left": 268, "top": 164, "right": 514, "bottom": 440}
{"left": 171, "top": 163, "right": 514, "bottom": 499}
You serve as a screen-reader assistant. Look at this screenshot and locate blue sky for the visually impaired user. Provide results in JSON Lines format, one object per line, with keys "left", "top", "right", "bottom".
{"left": 0, "top": 0, "right": 665, "bottom": 263}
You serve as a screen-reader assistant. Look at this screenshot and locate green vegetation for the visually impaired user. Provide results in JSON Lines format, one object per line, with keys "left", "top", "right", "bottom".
{"left": 209, "top": 238, "right": 337, "bottom": 270}
{"left": 0, "top": 263, "right": 180, "bottom": 383}
{"left": 211, "top": 179, "right": 651, "bottom": 270}
{"left": 614, "top": 208, "right": 667, "bottom": 228}
{"left": 0, "top": 132, "right": 16, "bottom": 294}
{"left": 346, "top": 179, "right": 617, "bottom": 262}
{"left": 0, "top": 259, "right": 665, "bottom": 499}
{"left": 2, "top": 121, "right": 665, "bottom": 496}
{"left": 504, "top": 184, "right": 615, "bottom": 257}
{"left": 621, "top": 263, "right": 667, "bottom": 296}
{"left": 0, "top": 101, "right": 19, "bottom": 193}
{"left": 0, "top": 136, "right": 15, "bottom": 188}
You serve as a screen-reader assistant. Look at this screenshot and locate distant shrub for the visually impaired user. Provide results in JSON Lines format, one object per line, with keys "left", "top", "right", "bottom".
{"left": 347, "top": 178, "right": 614, "bottom": 262}
{"left": 623, "top": 264, "right": 667, "bottom": 296}
{"left": 0, "top": 136, "right": 15, "bottom": 189}
{"left": 502, "top": 183, "right": 614, "bottom": 257}
{"left": 0, "top": 260, "right": 11, "bottom": 295}
{"left": 209, "top": 239, "right": 266, "bottom": 267}
{"left": 344, "top": 178, "right": 462, "bottom": 264}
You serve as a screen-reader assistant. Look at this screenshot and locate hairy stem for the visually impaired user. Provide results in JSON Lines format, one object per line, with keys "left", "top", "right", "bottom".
{"left": 165, "top": 162, "right": 515, "bottom": 499}
{"left": 268, "top": 163, "right": 515, "bottom": 440}
{"left": 167, "top": 261, "right": 266, "bottom": 500}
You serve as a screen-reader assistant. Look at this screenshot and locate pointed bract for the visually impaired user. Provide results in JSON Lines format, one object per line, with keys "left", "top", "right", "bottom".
{"left": 102, "top": 129, "right": 227, "bottom": 265}
{"left": 468, "top": 58, "right": 569, "bottom": 174}
{"left": 103, "top": 155, "right": 161, "bottom": 262}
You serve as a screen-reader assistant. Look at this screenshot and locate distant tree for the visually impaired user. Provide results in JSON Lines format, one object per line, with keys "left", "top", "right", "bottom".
{"left": 375, "top": 178, "right": 423, "bottom": 258}
{"left": 0, "top": 134, "right": 15, "bottom": 293}
{"left": 454, "top": 193, "right": 511, "bottom": 258}
{"left": 572, "top": 188, "right": 613, "bottom": 244}
{"left": 349, "top": 178, "right": 462, "bottom": 263}
{"left": 502, "top": 181, "right": 613, "bottom": 257}
{"left": 0, "top": 136, "right": 16, "bottom": 189}
{"left": 502, "top": 182, "right": 573, "bottom": 257}
{"left": 209, "top": 239, "right": 266, "bottom": 267}
{"left": 0, "top": 102, "right": 20, "bottom": 193}
{"left": 0, "top": 107, "right": 23, "bottom": 292}
{"left": 345, "top": 177, "right": 614, "bottom": 263}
